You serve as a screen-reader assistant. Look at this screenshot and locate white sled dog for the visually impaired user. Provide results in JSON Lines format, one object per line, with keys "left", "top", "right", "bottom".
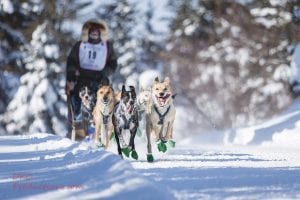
{"left": 145, "top": 77, "right": 176, "bottom": 162}
{"left": 93, "top": 85, "right": 115, "bottom": 149}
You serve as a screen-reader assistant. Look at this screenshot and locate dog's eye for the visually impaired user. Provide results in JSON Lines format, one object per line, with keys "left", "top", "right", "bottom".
{"left": 155, "top": 88, "right": 159, "bottom": 91}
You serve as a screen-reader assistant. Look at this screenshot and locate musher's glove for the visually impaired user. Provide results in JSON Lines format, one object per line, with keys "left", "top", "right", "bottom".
{"left": 65, "top": 81, "right": 75, "bottom": 95}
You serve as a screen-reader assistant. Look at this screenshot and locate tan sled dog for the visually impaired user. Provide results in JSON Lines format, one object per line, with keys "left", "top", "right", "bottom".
{"left": 93, "top": 85, "right": 115, "bottom": 149}
{"left": 146, "top": 77, "right": 176, "bottom": 162}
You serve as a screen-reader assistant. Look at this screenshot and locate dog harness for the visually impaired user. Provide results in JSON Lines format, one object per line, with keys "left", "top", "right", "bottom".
{"left": 79, "top": 41, "right": 107, "bottom": 71}
{"left": 101, "top": 112, "right": 111, "bottom": 125}
{"left": 154, "top": 105, "right": 171, "bottom": 125}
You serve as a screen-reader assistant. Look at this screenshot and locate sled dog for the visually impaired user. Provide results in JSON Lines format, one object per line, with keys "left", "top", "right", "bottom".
{"left": 146, "top": 77, "right": 176, "bottom": 162}
{"left": 78, "top": 85, "right": 96, "bottom": 136}
{"left": 79, "top": 85, "right": 96, "bottom": 114}
{"left": 112, "top": 85, "right": 139, "bottom": 160}
{"left": 93, "top": 85, "right": 115, "bottom": 149}
{"left": 137, "top": 87, "right": 152, "bottom": 114}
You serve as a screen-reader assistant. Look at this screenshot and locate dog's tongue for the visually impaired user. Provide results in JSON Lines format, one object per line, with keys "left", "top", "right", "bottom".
{"left": 158, "top": 97, "right": 166, "bottom": 106}
{"left": 157, "top": 93, "right": 171, "bottom": 106}
{"left": 126, "top": 103, "right": 132, "bottom": 113}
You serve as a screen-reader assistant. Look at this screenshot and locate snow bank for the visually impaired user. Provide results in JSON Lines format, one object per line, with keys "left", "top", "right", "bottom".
{"left": 179, "top": 99, "right": 300, "bottom": 151}
{"left": 0, "top": 134, "right": 173, "bottom": 199}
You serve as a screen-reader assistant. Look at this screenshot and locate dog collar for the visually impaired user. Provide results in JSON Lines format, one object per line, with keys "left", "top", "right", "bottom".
{"left": 154, "top": 105, "right": 171, "bottom": 125}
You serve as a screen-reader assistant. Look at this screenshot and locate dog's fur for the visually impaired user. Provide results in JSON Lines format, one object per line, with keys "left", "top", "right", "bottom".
{"left": 146, "top": 77, "right": 176, "bottom": 156}
{"left": 78, "top": 85, "right": 96, "bottom": 135}
{"left": 137, "top": 88, "right": 152, "bottom": 114}
{"left": 79, "top": 86, "right": 96, "bottom": 113}
{"left": 112, "top": 85, "right": 139, "bottom": 158}
{"left": 93, "top": 85, "right": 115, "bottom": 149}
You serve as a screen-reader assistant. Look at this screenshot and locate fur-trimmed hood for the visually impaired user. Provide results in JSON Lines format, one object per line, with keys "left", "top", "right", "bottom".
{"left": 80, "top": 18, "right": 109, "bottom": 42}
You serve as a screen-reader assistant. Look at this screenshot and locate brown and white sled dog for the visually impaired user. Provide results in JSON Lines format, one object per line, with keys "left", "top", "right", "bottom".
{"left": 146, "top": 77, "right": 176, "bottom": 162}
{"left": 93, "top": 85, "right": 115, "bottom": 149}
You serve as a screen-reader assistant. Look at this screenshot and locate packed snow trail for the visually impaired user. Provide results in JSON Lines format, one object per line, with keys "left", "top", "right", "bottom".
{"left": 1, "top": 134, "right": 300, "bottom": 199}
{"left": 0, "top": 134, "right": 173, "bottom": 200}
{"left": 131, "top": 146, "right": 300, "bottom": 200}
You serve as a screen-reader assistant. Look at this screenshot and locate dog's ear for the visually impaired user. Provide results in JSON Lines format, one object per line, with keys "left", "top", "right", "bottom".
{"left": 154, "top": 77, "right": 159, "bottom": 84}
{"left": 129, "top": 86, "right": 135, "bottom": 92}
{"left": 122, "top": 85, "right": 126, "bottom": 91}
{"left": 110, "top": 83, "right": 114, "bottom": 91}
{"left": 121, "top": 85, "right": 126, "bottom": 97}
{"left": 164, "top": 77, "right": 170, "bottom": 85}
{"left": 97, "top": 82, "right": 102, "bottom": 90}
{"left": 129, "top": 86, "right": 136, "bottom": 97}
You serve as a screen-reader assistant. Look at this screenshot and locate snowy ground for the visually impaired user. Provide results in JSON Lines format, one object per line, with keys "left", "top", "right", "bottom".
{"left": 1, "top": 100, "right": 300, "bottom": 199}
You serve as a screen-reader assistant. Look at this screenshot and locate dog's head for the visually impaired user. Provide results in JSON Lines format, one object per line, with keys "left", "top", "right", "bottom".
{"left": 96, "top": 85, "right": 114, "bottom": 105}
{"left": 137, "top": 87, "right": 151, "bottom": 109}
{"left": 120, "top": 85, "right": 137, "bottom": 114}
{"left": 79, "top": 86, "right": 95, "bottom": 110}
{"left": 151, "top": 77, "right": 173, "bottom": 107}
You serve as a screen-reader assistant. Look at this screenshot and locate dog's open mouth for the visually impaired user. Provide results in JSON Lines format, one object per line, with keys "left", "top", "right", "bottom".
{"left": 102, "top": 98, "right": 110, "bottom": 105}
{"left": 156, "top": 93, "right": 171, "bottom": 106}
{"left": 125, "top": 103, "right": 133, "bottom": 113}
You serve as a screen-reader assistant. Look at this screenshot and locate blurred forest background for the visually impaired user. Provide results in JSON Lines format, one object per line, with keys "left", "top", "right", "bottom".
{"left": 1, "top": 0, "right": 300, "bottom": 136}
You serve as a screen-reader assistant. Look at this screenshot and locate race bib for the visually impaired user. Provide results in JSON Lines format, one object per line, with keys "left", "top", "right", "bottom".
{"left": 79, "top": 42, "right": 107, "bottom": 71}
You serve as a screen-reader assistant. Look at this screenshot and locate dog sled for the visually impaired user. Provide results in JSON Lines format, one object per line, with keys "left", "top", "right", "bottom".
{"left": 67, "top": 95, "right": 94, "bottom": 141}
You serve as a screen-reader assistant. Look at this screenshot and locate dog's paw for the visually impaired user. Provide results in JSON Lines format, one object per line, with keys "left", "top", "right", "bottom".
{"left": 131, "top": 150, "right": 138, "bottom": 160}
{"left": 167, "top": 139, "right": 176, "bottom": 148}
{"left": 147, "top": 154, "right": 154, "bottom": 162}
{"left": 121, "top": 147, "right": 130, "bottom": 157}
{"left": 157, "top": 140, "right": 167, "bottom": 153}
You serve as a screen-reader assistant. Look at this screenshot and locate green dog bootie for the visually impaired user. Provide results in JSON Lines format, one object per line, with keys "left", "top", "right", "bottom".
{"left": 168, "top": 139, "right": 176, "bottom": 148}
{"left": 147, "top": 154, "right": 154, "bottom": 162}
{"left": 121, "top": 147, "right": 130, "bottom": 157}
{"left": 157, "top": 140, "right": 167, "bottom": 153}
{"left": 131, "top": 150, "right": 138, "bottom": 160}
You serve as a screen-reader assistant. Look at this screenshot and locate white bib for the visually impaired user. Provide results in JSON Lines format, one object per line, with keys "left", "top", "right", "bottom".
{"left": 79, "top": 42, "right": 107, "bottom": 71}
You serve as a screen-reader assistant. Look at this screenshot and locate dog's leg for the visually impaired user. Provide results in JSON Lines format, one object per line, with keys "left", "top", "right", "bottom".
{"left": 94, "top": 123, "right": 101, "bottom": 146}
{"left": 159, "top": 124, "right": 165, "bottom": 142}
{"left": 146, "top": 115, "right": 152, "bottom": 154}
{"left": 129, "top": 125, "right": 138, "bottom": 160}
{"left": 94, "top": 115, "right": 102, "bottom": 146}
{"left": 108, "top": 122, "right": 114, "bottom": 142}
{"left": 166, "top": 121, "right": 174, "bottom": 140}
{"left": 114, "top": 128, "right": 123, "bottom": 158}
{"left": 165, "top": 122, "right": 171, "bottom": 140}
{"left": 146, "top": 115, "right": 154, "bottom": 162}
{"left": 156, "top": 124, "right": 167, "bottom": 153}
{"left": 104, "top": 124, "right": 109, "bottom": 149}
{"left": 166, "top": 121, "right": 176, "bottom": 148}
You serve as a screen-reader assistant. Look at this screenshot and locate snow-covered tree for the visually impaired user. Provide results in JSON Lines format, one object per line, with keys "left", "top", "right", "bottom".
{"left": 163, "top": 0, "right": 300, "bottom": 130}
{"left": 95, "top": 0, "right": 140, "bottom": 88}
{"left": 1, "top": 0, "right": 92, "bottom": 135}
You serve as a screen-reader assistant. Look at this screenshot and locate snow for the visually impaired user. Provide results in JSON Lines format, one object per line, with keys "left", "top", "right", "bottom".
{"left": 290, "top": 43, "right": 300, "bottom": 85}
{"left": 138, "top": 69, "right": 161, "bottom": 89}
{"left": 1, "top": 98, "right": 300, "bottom": 199}
{"left": 0, "top": 134, "right": 172, "bottom": 199}
{"left": 1, "top": 0, "right": 14, "bottom": 14}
